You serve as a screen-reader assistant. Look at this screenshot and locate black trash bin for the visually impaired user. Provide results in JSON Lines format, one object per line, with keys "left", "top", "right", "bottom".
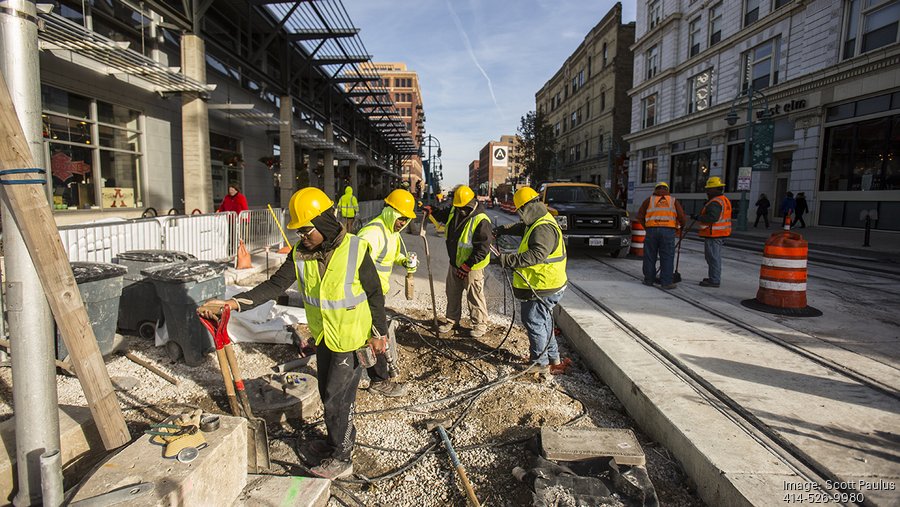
{"left": 56, "top": 262, "right": 128, "bottom": 361}
{"left": 114, "top": 249, "right": 196, "bottom": 339}
{"left": 144, "top": 260, "right": 226, "bottom": 366}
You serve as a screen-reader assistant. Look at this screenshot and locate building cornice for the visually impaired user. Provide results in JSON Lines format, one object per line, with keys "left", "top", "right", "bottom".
{"left": 631, "top": 13, "right": 683, "bottom": 51}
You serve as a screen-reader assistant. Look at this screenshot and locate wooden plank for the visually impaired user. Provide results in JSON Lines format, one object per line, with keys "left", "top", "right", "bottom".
{"left": 0, "top": 72, "right": 130, "bottom": 449}
{"left": 540, "top": 426, "right": 645, "bottom": 465}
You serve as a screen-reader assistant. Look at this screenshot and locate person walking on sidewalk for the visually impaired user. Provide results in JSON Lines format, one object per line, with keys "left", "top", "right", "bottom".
{"left": 494, "top": 187, "right": 568, "bottom": 377}
{"left": 636, "top": 182, "right": 686, "bottom": 289}
{"left": 425, "top": 185, "right": 493, "bottom": 338}
{"left": 780, "top": 191, "right": 796, "bottom": 226}
{"left": 794, "top": 192, "right": 808, "bottom": 229}
{"left": 691, "top": 177, "right": 732, "bottom": 288}
{"left": 356, "top": 189, "right": 418, "bottom": 398}
{"left": 197, "top": 187, "right": 387, "bottom": 480}
{"left": 754, "top": 193, "right": 770, "bottom": 228}
{"left": 337, "top": 186, "right": 359, "bottom": 232}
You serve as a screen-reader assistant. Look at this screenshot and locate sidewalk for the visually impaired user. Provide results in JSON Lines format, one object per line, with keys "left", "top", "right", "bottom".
{"left": 726, "top": 224, "right": 900, "bottom": 264}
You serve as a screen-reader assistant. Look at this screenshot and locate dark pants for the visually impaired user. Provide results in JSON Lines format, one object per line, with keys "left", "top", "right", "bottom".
{"left": 642, "top": 227, "right": 676, "bottom": 285}
{"left": 754, "top": 212, "right": 769, "bottom": 228}
{"left": 367, "top": 354, "right": 390, "bottom": 383}
{"left": 793, "top": 213, "right": 806, "bottom": 228}
{"left": 316, "top": 345, "right": 363, "bottom": 462}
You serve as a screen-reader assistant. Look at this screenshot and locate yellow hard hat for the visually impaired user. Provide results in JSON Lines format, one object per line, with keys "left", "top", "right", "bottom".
{"left": 655, "top": 182, "right": 669, "bottom": 189}
{"left": 513, "top": 187, "right": 540, "bottom": 210}
{"left": 286, "top": 187, "right": 333, "bottom": 229}
{"left": 452, "top": 185, "right": 475, "bottom": 207}
{"left": 705, "top": 176, "right": 725, "bottom": 188}
{"left": 436, "top": 193, "right": 444, "bottom": 201}
{"left": 384, "top": 189, "right": 416, "bottom": 218}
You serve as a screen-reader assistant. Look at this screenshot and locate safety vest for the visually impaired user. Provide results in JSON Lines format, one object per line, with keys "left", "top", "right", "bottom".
{"left": 512, "top": 213, "right": 568, "bottom": 292}
{"left": 645, "top": 195, "right": 677, "bottom": 228}
{"left": 699, "top": 195, "right": 732, "bottom": 238}
{"left": 358, "top": 218, "right": 403, "bottom": 294}
{"left": 337, "top": 194, "right": 358, "bottom": 218}
{"left": 446, "top": 208, "right": 491, "bottom": 270}
{"left": 293, "top": 234, "right": 371, "bottom": 353}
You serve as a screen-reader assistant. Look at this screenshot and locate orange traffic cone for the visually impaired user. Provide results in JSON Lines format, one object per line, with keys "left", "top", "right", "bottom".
{"left": 236, "top": 240, "right": 252, "bottom": 269}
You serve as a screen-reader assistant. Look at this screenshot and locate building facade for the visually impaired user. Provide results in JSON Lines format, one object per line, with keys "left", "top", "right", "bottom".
{"left": 626, "top": 0, "right": 900, "bottom": 230}
{"left": 474, "top": 136, "right": 521, "bottom": 198}
{"left": 468, "top": 160, "right": 480, "bottom": 189}
{"left": 535, "top": 2, "right": 635, "bottom": 204}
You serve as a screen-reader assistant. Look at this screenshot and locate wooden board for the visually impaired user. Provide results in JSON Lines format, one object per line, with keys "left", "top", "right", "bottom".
{"left": 541, "top": 426, "right": 645, "bottom": 466}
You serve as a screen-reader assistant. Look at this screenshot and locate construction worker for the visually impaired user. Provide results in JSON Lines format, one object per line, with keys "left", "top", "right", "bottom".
{"left": 494, "top": 187, "right": 567, "bottom": 376}
{"left": 425, "top": 185, "right": 493, "bottom": 338}
{"left": 691, "top": 177, "right": 732, "bottom": 288}
{"left": 356, "top": 189, "right": 418, "bottom": 397}
{"left": 636, "top": 182, "right": 686, "bottom": 289}
{"left": 337, "top": 186, "right": 359, "bottom": 232}
{"left": 197, "top": 187, "right": 386, "bottom": 480}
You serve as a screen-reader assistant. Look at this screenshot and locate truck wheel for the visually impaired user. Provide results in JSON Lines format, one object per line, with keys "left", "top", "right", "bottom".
{"left": 165, "top": 341, "right": 183, "bottom": 362}
{"left": 610, "top": 247, "right": 629, "bottom": 258}
{"left": 138, "top": 321, "right": 157, "bottom": 340}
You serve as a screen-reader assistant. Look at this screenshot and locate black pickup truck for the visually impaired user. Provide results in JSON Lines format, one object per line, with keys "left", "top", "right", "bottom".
{"left": 540, "top": 182, "right": 631, "bottom": 257}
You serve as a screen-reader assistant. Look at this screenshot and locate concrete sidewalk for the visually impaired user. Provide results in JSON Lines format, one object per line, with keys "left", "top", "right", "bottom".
{"left": 725, "top": 225, "right": 900, "bottom": 264}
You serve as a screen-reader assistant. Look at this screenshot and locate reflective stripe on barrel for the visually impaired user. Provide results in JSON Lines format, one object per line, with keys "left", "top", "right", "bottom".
{"left": 629, "top": 221, "right": 645, "bottom": 256}
{"left": 755, "top": 232, "right": 809, "bottom": 309}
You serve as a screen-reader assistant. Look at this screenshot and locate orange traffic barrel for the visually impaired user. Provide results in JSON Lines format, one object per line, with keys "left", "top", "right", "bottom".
{"left": 629, "top": 220, "right": 645, "bottom": 257}
{"left": 741, "top": 230, "right": 821, "bottom": 317}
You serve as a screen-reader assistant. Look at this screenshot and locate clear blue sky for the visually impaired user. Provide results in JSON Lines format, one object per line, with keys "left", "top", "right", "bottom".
{"left": 345, "top": 0, "right": 637, "bottom": 188}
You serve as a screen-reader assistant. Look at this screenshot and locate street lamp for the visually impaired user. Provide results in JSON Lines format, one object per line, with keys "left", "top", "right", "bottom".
{"left": 724, "top": 84, "right": 771, "bottom": 231}
{"left": 421, "top": 134, "right": 442, "bottom": 202}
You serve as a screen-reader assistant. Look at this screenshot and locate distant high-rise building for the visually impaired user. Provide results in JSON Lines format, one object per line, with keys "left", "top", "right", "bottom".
{"left": 475, "top": 135, "right": 521, "bottom": 198}
{"left": 468, "top": 160, "right": 480, "bottom": 189}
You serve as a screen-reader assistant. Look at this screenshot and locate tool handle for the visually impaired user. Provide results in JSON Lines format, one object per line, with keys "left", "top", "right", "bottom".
{"left": 456, "top": 465, "right": 482, "bottom": 507}
{"left": 268, "top": 204, "right": 292, "bottom": 246}
{"left": 215, "top": 348, "right": 241, "bottom": 416}
{"left": 224, "top": 343, "right": 255, "bottom": 418}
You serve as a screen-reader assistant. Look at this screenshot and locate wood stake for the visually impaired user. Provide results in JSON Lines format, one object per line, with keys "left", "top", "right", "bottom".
{"left": 123, "top": 352, "right": 180, "bottom": 386}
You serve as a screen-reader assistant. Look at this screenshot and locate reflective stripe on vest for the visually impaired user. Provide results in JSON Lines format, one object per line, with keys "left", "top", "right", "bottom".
{"left": 338, "top": 195, "right": 358, "bottom": 217}
{"left": 512, "top": 213, "right": 568, "bottom": 291}
{"left": 699, "top": 195, "right": 732, "bottom": 238}
{"left": 358, "top": 219, "right": 397, "bottom": 294}
{"left": 455, "top": 212, "right": 491, "bottom": 270}
{"left": 645, "top": 195, "right": 677, "bottom": 228}
{"left": 294, "top": 234, "right": 372, "bottom": 353}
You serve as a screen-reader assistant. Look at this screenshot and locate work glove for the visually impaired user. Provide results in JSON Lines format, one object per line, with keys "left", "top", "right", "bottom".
{"left": 422, "top": 205, "right": 433, "bottom": 215}
{"left": 404, "top": 253, "right": 418, "bottom": 273}
{"left": 690, "top": 214, "right": 699, "bottom": 221}
{"left": 197, "top": 299, "right": 237, "bottom": 320}
{"left": 454, "top": 263, "right": 471, "bottom": 280}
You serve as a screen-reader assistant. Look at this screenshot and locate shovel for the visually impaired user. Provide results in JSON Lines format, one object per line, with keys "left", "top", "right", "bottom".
{"left": 200, "top": 306, "right": 270, "bottom": 472}
{"left": 421, "top": 209, "right": 439, "bottom": 335}
{"left": 673, "top": 219, "right": 696, "bottom": 283}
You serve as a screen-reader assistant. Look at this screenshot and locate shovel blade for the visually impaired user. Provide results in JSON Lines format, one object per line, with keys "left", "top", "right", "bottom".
{"left": 673, "top": 272, "right": 682, "bottom": 283}
{"left": 246, "top": 417, "right": 270, "bottom": 473}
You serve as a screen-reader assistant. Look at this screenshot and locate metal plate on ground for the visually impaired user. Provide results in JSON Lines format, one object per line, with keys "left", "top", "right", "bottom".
{"left": 541, "top": 426, "right": 645, "bottom": 465}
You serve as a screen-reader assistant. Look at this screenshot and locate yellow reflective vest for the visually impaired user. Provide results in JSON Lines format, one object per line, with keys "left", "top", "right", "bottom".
{"left": 512, "top": 213, "right": 568, "bottom": 291}
{"left": 337, "top": 192, "right": 358, "bottom": 218}
{"left": 358, "top": 218, "right": 407, "bottom": 295}
{"left": 293, "top": 234, "right": 371, "bottom": 353}
{"left": 446, "top": 208, "right": 491, "bottom": 270}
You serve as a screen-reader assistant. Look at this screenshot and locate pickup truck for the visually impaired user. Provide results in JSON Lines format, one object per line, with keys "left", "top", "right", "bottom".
{"left": 539, "top": 182, "right": 631, "bottom": 257}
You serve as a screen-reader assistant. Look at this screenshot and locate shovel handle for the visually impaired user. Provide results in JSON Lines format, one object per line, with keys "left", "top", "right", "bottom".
{"left": 215, "top": 348, "right": 241, "bottom": 416}
{"left": 223, "top": 343, "right": 256, "bottom": 419}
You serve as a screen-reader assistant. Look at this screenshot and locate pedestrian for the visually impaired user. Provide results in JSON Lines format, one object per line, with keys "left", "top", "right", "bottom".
{"left": 217, "top": 183, "right": 248, "bottom": 213}
{"left": 794, "top": 192, "right": 808, "bottom": 228}
{"left": 337, "top": 186, "right": 359, "bottom": 232}
{"left": 425, "top": 185, "right": 493, "bottom": 338}
{"left": 494, "top": 187, "right": 568, "bottom": 378}
{"left": 357, "top": 189, "right": 418, "bottom": 397}
{"left": 754, "top": 193, "right": 771, "bottom": 228}
{"left": 780, "top": 191, "right": 796, "bottom": 227}
{"left": 691, "top": 177, "right": 732, "bottom": 288}
{"left": 636, "top": 182, "right": 686, "bottom": 289}
{"left": 197, "top": 187, "right": 387, "bottom": 480}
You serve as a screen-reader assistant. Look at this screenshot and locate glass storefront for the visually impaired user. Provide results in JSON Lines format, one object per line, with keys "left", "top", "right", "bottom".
{"left": 670, "top": 144, "right": 711, "bottom": 193}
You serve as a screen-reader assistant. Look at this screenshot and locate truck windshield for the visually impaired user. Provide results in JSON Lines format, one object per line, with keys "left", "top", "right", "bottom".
{"left": 545, "top": 186, "right": 615, "bottom": 205}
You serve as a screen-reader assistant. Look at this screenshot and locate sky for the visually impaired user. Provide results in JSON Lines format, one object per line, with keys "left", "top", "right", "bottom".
{"left": 344, "top": 0, "right": 637, "bottom": 188}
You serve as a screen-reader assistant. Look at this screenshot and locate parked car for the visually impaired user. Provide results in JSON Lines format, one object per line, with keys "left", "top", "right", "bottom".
{"left": 539, "top": 182, "right": 631, "bottom": 257}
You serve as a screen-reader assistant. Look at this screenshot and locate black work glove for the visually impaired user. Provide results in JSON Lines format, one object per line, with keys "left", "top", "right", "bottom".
{"left": 454, "top": 264, "right": 471, "bottom": 279}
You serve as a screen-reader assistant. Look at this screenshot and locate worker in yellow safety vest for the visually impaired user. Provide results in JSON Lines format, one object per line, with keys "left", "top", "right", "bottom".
{"left": 337, "top": 186, "right": 359, "bottom": 231}
{"left": 356, "top": 189, "right": 418, "bottom": 397}
{"left": 691, "top": 177, "right": 732, "bottom": 288}
{"left": 493, "top": 187, "right": 568, "bottom": 377}
{"left": 198, "top": 186, "right": 386, "bottom": 480}
{"left": 424, "top": 185, "right": 493, "bottom": 338}
{"left": 636, "top": 182, "right": 686, "bottom": 289}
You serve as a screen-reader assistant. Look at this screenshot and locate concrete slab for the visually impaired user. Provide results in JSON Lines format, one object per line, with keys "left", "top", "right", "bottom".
{"left": 0, "top": 405, "right": 103, "bottom": 504}
{"left": 540, "top": 426, "right": 645, "bottom": 465}
{"left": 246, "top": 374, "right": 321, "bottom": 429}
{"left": 233, "top": 474, "right": 329, "bottom": 507}
{"left": 68, "top": 415, "right": 247, "bottom": 506}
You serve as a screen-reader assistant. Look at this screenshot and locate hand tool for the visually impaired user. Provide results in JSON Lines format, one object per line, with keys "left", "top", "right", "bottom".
{"left": 268, "top": 204, "right": 293, "bottom": 253}
{"left": 420, "top": 209, "right": 439, "bottom": 335}
{"left": 200, "top": 309, "right": 240, "bottom": 417}
{"left": 405, "top": 252, "right": 418, "bottom": 300}
{"left": 673, "top": 218, "right": 696, "bottom": 283}
{"left": 69, "top": 482, "right": 155, "bottom": 507}
{"left": 424, "top": 418, "right": 481, "bottom": 507}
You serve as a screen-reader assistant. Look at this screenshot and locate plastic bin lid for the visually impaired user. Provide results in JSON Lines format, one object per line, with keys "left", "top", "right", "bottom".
{"left": 70, "top": 262, "right": 128, "bottom": 284}
{"left": 142, "top": 260, "right": 226, "bottom": 283}
{"left": 115, "top": 249, "right": 196, "bottom": 263}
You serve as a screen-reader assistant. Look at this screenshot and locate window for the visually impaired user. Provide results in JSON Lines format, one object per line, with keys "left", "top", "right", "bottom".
{"left": 599, "top": 134, "right": 605, "bottom": 154}
{"left": 709, "top": 3, "right": 723, "bottom": 46}
{"left": 743, "top": 37, "right": 781, "bottom": 90}
{"left": 571, "top": 110, "right": 578, "bottom": 128}
{"left": 843, "top": 0, "right": 900, "bottom": 59}
{"left": 642, "top": 94, "right": 658, "bottom": 128}
{"left": 671, "top": 149, "right": 712, "bottom": 193}
{"left": 588, "top": 56, "right": 592, "bottom": 77}
{"left": 602, "top": 43, "right": 609, "bottom": 66}
{"left": 773, "top": 0, "right": 792, "bottom": 9}
{"left": 689, "top": 17, "right": 702, "bottom": 57}
{"left": 210, "top": 132, "right": 241, "bottom": 204}
{"left": 648, "top": 0, "right": 662, "bottom": 29}
{"left": 641, "top": 148, "right": 658, "bottom": 183}
{"left": 575, "top": 143, "right": 582, "bottom": 161}
{"left": 822, "top": 112, "right": 900, "bottom": 192}
{"left": 745, "top": 0, "right": 761, "bottom": 27}
{"left": 646, "top": 45, "right": 659, "bottom": 79}
{"left": 555, "top": 122, "right": 561, "bottom": 136}
{"left": 569, "top": 146, "right": 576, "bottom": 163}
{"left": 688, "top": 69, "right": 713, "bottom": 113}
{"left": 586, "top": 99, "right": 591, "bottom": 119}
{"left": 601, "top": 91, "right": 606, "bottom": 111}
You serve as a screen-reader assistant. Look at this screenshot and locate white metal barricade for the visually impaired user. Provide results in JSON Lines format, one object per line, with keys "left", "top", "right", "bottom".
{"left": 58, "top": 218, "right": 163, "bottom": 263}
{"left": 237, "top": 208, "right": 285, "bottom": 254}
{"left": 162, "top": 212, "right": 236, "bottom": 261}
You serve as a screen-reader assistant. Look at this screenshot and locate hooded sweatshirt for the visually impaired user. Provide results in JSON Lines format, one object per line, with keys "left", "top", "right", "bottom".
{"left": 337, "top": 186, "right": 359, "bottom": 218}
{"left": 495, "top": 200, "right": 564, "bottom": 299}
{"left": 357, "top": 206, "right": 410, "bottom": 294}
{"left": 432, "top": 199, "right": 493, "bottom": 268}
{"left": 234, "top": 209, "right": 387, "bottom": 336}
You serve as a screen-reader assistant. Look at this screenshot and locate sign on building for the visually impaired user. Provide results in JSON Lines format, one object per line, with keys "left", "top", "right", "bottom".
{"left": 492, "top": 145, "right": 509, "bottom": 167}
{"left": 737, "top": 166, "right": 752, "bottom": 191}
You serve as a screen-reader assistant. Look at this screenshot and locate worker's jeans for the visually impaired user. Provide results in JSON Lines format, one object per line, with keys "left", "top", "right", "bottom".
{"left": 367, "top": 353, "right": 391, "bottom": 383}
{"left": 520, "top": 288, "right": 566, "bottom": 366}
{"left": 642, "top": 227, "right": 676, "bottom": 285}
{"left": 704, "top": 237, "right": 724, "bottom": 284}
{"left": 445, "top": 266, "right": 489, "bottom": 331}
{"left": 317, "top": 345, "right": 363, "bottom": 462}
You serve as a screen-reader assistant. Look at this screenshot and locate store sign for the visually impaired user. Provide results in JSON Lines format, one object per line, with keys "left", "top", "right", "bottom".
{"left": 737, "top": 166, "right": 752, "bottom": 191}
{"left": 757, "top": 99, "right": 807, "bottom": 119}
{"left": 751, "top": 120, "right": 774, "bottom": 171}
{"left": 492, "top": 145, "right": 509, "bottom": 167}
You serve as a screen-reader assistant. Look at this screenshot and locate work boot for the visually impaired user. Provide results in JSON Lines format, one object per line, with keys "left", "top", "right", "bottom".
{"left": 309, "top": 458, "right": 353, "bottom": 479}
{"left": 298, "top": 439, "right": 333, "bottom": 467}
{"left": 438, "top": 320, "right": 460, "bottom": 336}
{"left": 469, "top": 326, "right": 487, "bottom": 338}
{"left": 662, "top": 283, "right": 677, "bottom": 290}
{"left": 368, "top": 380, "right": 409, "bottom": 398}
{"left": 699, "top": 279, "right": 720, "bottom": 288}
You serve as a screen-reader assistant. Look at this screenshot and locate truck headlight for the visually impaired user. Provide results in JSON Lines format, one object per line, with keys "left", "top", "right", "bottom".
{"left": 620, "top": 216, "right": 629, "bottom": 231}
{"left": 556, "top": 215, "right": 568, "bottom": 231}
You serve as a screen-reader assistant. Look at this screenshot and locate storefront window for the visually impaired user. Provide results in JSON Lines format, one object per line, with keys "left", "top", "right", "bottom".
{"left": 670, "top": 149, "right": 711, "bottom": 193}
{"left": 822, "top": 114, "right": 900, "bottom": 191}
{"left": 211, "top": 132, "right": 242, "bottom": 204}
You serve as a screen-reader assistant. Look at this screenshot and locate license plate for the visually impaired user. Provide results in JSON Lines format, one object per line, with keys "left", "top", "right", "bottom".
{"left": 589, "top": 238, "right": 604, "bottom": 246}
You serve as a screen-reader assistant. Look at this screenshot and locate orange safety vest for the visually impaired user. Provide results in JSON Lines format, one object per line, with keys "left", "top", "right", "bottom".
{"left": 699, "top": 195, "right": 732, "bottom": 238}
{"left": 645, "top": 195, "right": 678, "bottom": 228}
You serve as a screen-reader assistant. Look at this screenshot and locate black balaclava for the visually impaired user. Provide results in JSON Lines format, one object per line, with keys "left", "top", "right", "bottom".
{"left": 309, "top": 208, "right": 344, "bottom": 250}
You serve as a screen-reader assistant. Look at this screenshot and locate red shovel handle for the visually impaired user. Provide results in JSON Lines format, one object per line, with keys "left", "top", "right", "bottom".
{"left": 200, "top": 304, "right": 232, "bottom": 349}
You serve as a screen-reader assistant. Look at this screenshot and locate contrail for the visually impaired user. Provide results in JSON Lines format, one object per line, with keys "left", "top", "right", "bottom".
{"left": 446, "top": 1, "right": 502, "bottom": 113}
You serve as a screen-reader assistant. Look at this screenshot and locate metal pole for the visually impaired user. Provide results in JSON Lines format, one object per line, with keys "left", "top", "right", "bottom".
{"left": 740, "top": 88, "right": 754, "bottom": 232}
{"left": 0, "top": 2, "right": 61, "bottom": 505}
{"left": 39, "top": 450, "right": 63, "bottom": 507}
